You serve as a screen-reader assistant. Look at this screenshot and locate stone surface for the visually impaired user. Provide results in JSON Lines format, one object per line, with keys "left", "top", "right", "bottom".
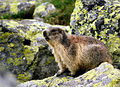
{"left": 0, "top": 1, "right": 35, "bottom": 18}
{"left": 70, "top": 0, "right": 120, "bottom": 69}
{"left": 0, "top": 19, "right": 70, "bottom": 82}
{"left": 17, "top": 62, "right": 120, "bottom": 87}
{"left": 0, "top": 69, "right": 17, "bottom": 87}
{"left": 33, "top": 2, "right": 56, "bottom": 21}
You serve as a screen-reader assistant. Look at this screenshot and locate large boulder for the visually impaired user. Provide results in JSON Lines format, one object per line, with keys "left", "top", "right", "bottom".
{"left": 33, "top": 2, "right": 57, "bottom": 21}
{"left": 0, "top": 1, "right": 35, "bottom": 19}
{"left": 70, "top": 0, "right": 120, "bottom": 69}
{"left": 17, "top": 62, "right": 120, "bottom": 87}
{"left": 0, "top": 19, "right": 70, "bottom": 82}
{"left": 0, "top": 69, "right": 17, "bottom": 87}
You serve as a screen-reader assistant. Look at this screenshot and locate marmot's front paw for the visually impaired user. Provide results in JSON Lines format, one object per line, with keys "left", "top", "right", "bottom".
{"left": 68, "top": 72, "right": 76, "bottom": 77}
{"left": 55, "top": 70, "right": 64, "bottom": 77}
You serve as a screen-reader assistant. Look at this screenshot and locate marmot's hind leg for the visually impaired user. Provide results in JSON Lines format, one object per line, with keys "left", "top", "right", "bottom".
{"left": 84, "top": 44, "right": 112, "bottom": 68}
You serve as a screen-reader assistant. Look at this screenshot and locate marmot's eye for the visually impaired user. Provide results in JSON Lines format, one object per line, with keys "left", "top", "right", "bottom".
{"left": 51, "top": 29, "right": 57, "bottom": 33}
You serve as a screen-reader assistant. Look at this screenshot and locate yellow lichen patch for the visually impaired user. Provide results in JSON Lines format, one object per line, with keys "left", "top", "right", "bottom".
{"left": 104, "top": 18, "right": 110, "bottom": 24}
{"left": 0, "top": 47, "right": 4, "bottom": 52}
{"left": 98, "top": 6, "right": 104, "bottom": 11}
{"left": 18, "top": 29, "right": 25, "bottom": 37}
{"left": 23, "top": 46, "right": 35, "bottom": 65}
{"left": 93, "top": 82, "right": 103, "bottom": 87}
{"left": 6, "top": 20, "right": 21, "bottom": 28}
{"left": 18, "top": 72, "right": 31, "bottom": 82}
{"left": 31, "top": 76, "right": 73, "bottom": 87}
{"left": 115, "top": 14, "right": 120, "bottom": 19}
{"left": 107, "top": 33, "right": 120, "bottom": 53}
{"left": 0, "top": 27, "right": 1, "bottom": 30}
{"left": 7, "top": 57, "right": 23, "bottom": 66}
{"left": 33, "top": 5, "right": 46, "bottom": 16}
{"left": 109, "top": 12, "right": 116, "bottom": 17}
{"left": 0, "top": 3, "right": 6, "bottom": 9}
{"left": 83, "top": 69, "right": 96, "bottom": 80}
{"left": 75, "top": 0, "right": 83, "bottom": 9}
{"left": 8, "top": 43, "right": 14, "bottom": 47}
{"left": 32, "top": 76, "right": 55, "bottom": 86}
{"left": 10, "top": 1, "right": 18, "bottom": 14}
{"left": 0, "top": 32, "right": 11, "bottom": 39}
{"left": 51, "top": 76, "right": 72, "bottom": 86}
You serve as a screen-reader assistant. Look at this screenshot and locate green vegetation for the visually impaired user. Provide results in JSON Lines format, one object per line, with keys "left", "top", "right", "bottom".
{"left": 0, "top": 10, "right": 31, "bottom": 19}
{"left": 42, "top": 0, "right": 76, "bottom": 25}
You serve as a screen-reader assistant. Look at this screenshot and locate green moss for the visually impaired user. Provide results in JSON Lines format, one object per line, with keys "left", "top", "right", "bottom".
{"left": 40, "top": 0, "right": 76, "bottom": 25}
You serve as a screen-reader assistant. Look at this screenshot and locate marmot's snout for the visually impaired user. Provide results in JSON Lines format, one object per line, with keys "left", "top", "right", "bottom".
{"left": 43, "top": 30, "right": 49, "bottom": 41}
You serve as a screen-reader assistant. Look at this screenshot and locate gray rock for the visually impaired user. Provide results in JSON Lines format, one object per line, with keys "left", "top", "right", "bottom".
{"left": 33, "top": 2, "right": 56, "bottom": 19}
{"left": 0, "top": 1, "right": 35, "bottom": 19}
{"left": 17, "top": 62, "right": 120, "bottom": 87}
{"left": 70, "top": 0, "right": 120, "bottom": 69}
{"left": 0, "top": 19, "right": 70, "bottom": 82}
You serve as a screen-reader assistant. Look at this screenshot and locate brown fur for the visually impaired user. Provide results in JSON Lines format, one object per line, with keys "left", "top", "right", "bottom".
{"left": 43, "top": 27, "right": 112, "bottom": 76}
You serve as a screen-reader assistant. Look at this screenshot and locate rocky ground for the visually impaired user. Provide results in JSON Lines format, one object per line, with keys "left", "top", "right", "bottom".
{"left": 0, "top": 0, "right": 120, "bottom": 87}
{"left": 17, "top": 62, "right": 120, "bottom": 87}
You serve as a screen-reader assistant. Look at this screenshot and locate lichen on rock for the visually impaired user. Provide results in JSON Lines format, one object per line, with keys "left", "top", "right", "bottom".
{"left": 0, "top": 19, "right": 70, "bottom": 82}
{"left": 0, "top": 1, "right": 35, "bottom": 19}
{"left": 33, "top": 2, "right": 56, "bottom": 21}
{"left": 70, "top": 0, "right": 120, "bottom": 69}
{"left": 17, "top": 62, "right": 120, "bottom": 87}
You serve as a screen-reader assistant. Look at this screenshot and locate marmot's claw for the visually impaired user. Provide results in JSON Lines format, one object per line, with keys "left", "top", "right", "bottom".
{"left": 68, "top": 72, "right": 76, "bottom": 77}
{"left": 55, "top": 70, "right": 63, "bottom": 77}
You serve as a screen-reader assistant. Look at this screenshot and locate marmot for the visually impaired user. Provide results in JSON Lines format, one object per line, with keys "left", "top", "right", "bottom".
{"left": 43, "top": 27, "right": 112, "bottom": 76}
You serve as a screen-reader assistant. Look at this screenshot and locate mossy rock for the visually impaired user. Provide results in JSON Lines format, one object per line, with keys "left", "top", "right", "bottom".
{"left": 17, "top": 62, "right": 120, "bottom": 87}
{"left": 70, "top": 0, "right": 120, "bottom": 69}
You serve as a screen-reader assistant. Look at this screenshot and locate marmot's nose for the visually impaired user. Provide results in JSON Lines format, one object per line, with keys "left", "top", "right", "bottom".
{"left": 43, "top": 30, "right": 50, "bottom": 41}
{"left": 43, "top": 30, "right": 47, "bottom": 37}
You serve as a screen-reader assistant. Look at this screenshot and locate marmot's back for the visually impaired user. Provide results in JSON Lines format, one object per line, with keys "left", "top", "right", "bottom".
{"left": 70, "top": 35, "right": 105, "bottom": 46}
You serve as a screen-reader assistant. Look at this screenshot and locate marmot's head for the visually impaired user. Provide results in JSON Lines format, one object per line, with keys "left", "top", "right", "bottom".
{"left": 43, "top": 27, "right": 69, "bottom": 47}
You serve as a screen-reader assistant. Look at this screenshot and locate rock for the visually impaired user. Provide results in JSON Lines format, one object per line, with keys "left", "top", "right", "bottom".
{"left": 0, "top": 0, "right": 30, "bottom": 3}
{"left": 70, "top": 0, "right": 120, "bottom": 69}
{"left": 17, "top": 62, "right": 120, "bottom": 87}
{"left": 0, "top": 66, "right": 17, "bottom": 87}
{"left": 0, "top": 19, "right": 70, "bottom": 82}
{"left": 33, "top": 2, "right": 56, "bottom": 20}
{"left": 0, "top": 1, "right": 35, "bottom": 19}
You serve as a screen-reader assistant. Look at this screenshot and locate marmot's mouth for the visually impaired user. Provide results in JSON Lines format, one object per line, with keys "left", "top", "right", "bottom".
{"left": 45, "top": 37, "right": 50, "bottom": 41}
